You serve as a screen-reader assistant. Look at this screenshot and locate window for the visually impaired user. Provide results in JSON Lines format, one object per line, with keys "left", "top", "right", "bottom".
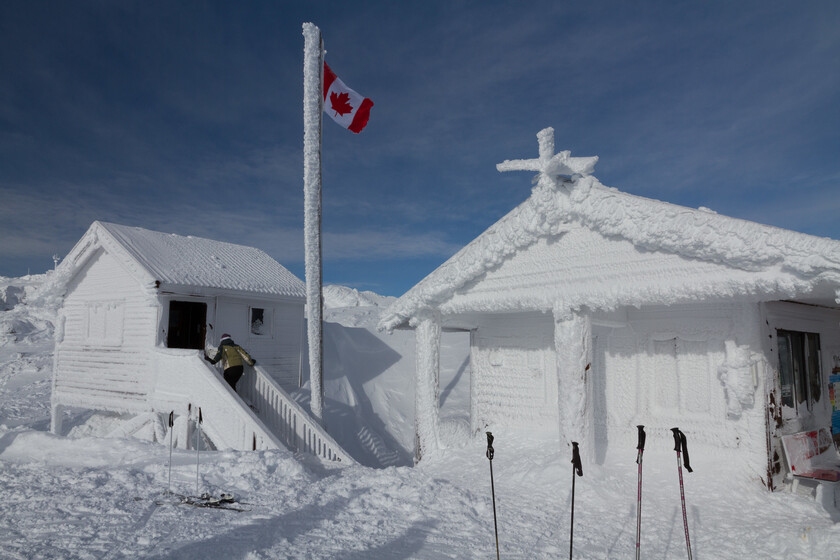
{"left": 250, "top": 307, "right": 268, "bottom": 336}
{"left": 85, "top": 301, "right": 124, "bottom": 346}
{"left": 777, "top": 329, "right": 822, "bottom": 411}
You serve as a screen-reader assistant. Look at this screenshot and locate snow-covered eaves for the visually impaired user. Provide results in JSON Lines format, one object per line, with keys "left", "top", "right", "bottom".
{"left": 63, "top": 221, "right": 305, "bottom": 300}
{"left": 379, "top": 175, "right": 840, "bottom": 331}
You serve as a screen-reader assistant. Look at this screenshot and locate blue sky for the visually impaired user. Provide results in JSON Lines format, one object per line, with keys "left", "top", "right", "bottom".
{"left": 1, "top": 1, "right": 838, "bottom": 296}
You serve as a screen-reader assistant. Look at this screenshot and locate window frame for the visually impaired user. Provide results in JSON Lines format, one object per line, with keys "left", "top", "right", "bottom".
{"left": 249, "top": 306, "right": 272, "bottom": 337}
{"left": 776, "top": 329, "right": 822, "bottom": 413}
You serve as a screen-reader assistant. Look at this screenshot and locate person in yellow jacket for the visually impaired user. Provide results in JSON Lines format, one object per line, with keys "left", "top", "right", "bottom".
{"left": 204, "top": 333, "right": 256, "bottom": 391}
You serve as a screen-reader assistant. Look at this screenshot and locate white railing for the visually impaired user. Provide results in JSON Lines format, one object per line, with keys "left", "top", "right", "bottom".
{"left": 150, "top": 349, "right": 284, "bottom": 452}
{"left": 238, "top": 365, "right": 355, "bottom": 464}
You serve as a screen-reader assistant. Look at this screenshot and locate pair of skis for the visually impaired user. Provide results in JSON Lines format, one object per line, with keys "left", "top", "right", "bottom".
{"left": 485, "top": 432, "right": 583, "bottom": 560}
{"left": 636, "top": 426, "right": 694, "bottom": 560}
{"left": 157, "top": 492, "right": 249, "bottom": 512}
{"left": 162, "top": 406, "right": 250, "bottom": 512}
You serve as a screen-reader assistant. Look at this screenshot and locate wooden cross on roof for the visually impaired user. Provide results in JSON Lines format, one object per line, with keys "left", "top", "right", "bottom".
{"left": 496, "top": 127, "right": 598, "bottom": 188}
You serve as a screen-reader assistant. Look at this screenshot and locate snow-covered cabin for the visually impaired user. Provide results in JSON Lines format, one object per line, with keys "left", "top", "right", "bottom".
{"left": 380, "top": 128, "right": 840, "bottom": 489}
{"left": 51, "top": 221, "right": 351, "bottom": 462}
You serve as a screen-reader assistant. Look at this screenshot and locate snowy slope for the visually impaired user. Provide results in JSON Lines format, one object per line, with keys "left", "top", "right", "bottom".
{"left": 0, "top": 274, "right": 57, "bottom": 431}
{"left": 1, "top": 275, "right": 840, "bottom": 559}
{"left": 297, "top": 284, "right": 470, "bottom": 468}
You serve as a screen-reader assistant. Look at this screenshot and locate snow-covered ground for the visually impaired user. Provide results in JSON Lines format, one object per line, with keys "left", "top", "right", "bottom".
{"left": 2, "top": 274, "right": 840, "bottom": 559}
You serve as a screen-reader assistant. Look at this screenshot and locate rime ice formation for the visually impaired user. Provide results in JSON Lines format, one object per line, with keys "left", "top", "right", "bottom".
{"left": 302, "top": 22, "right": 325, "bottom": 424}
{"left": 496, "top": 127, "right": 598, "bottom": 182}
{"left": 412, "top": 313, "right": 442, "bottom": 461}
{"left": 717, "top": 340, "right": 759, "bottom": 419}
{"left": 380, "top": 129, "right": 840, "bottom": 332}
{"left": 553, "top": 310, "right": 592, "bottom": 452}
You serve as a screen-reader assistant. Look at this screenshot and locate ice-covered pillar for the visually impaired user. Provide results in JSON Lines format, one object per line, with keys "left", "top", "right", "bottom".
{"left": 413, "top": 312, "right": 441, "bottom": 463}
{"left": 50, "top": 404, "right": 64, "bottom": 435}
{"left": 302, "top": 23, "right": 325, "bottom": 425}
{"left": 553, "top": 306, "right": 593, "bottom": 455}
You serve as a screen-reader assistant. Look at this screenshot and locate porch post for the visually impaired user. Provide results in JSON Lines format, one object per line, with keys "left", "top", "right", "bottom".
{"left": 413, "top": 312, "right": 442, "bottom": 463}
{"left": 553, "top": 306, "right": 593, "bottom": 455}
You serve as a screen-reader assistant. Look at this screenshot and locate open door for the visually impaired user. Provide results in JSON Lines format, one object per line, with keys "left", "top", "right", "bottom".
{"left": 167, "top": 301, "right": 207, "bottom": 350}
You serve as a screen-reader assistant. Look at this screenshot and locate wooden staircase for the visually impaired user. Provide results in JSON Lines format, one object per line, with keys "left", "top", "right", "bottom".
{"left": 149, "top": 348, "right": 354, "bottom": 464}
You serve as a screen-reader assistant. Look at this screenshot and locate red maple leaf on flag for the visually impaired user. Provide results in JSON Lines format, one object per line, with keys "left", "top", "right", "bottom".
{"left": 330, "top": 91, "right": 354, "bottom": 117}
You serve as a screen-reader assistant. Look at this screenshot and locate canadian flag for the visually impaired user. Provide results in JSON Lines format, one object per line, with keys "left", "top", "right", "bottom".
{"left": 323, "top": 62, "right": 373, "bottom": 133}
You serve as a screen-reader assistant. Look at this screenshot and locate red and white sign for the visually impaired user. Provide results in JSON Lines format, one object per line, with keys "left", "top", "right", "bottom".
{"left": 323, "top": 62, "right": 373, "bottom": 133}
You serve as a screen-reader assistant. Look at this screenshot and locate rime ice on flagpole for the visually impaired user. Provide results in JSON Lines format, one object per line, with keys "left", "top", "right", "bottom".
{"left": 302, "top": 22, "right": 324, "bottom": 425}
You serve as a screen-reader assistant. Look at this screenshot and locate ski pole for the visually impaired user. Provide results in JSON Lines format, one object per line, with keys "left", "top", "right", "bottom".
{"left": 671, "top": 428, "right": 693, "bottom": 560}
{"left": 167, "top": 411, "right": 174, "bottom": 495}
{"left": 635, "top": 425, "right": 646, "bottom": 560}
{"left": 196, "top": 407, "right": 203, "bottom": 497}
{"left": 486, "top": 431, "right": 500, "bottom": 560}
{"left": 569, "top": 441, "right": 583, "bottom": 560}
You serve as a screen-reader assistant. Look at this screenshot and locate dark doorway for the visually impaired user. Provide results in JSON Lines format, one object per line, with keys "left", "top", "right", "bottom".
{"left": 167, "top": 301, "right": 207, "bottom": 349}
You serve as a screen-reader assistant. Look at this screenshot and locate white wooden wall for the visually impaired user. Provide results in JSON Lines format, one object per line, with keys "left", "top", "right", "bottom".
{"left": 214, "top": 297, "right": 304, "bottom": 391}
{"left": 54, "top": 249, "right": 158, "bottom": 413}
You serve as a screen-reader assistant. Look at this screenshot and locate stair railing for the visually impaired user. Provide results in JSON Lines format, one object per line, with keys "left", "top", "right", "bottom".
{"left": 238, "top": 365, "right": 355, "bottom": 464}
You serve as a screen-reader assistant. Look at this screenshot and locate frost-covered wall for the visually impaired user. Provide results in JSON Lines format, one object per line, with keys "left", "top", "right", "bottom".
{"left": 54, "top": 248, "right": 157, "bottom": 413}
{"left": 591, "top": 304, "right": 765, "bottom": 462}
{"left": 464, "top": 303, "right": 768, "bottom": 473}
{"left": 470, "top": 312, "right": 557, "bottom": 432}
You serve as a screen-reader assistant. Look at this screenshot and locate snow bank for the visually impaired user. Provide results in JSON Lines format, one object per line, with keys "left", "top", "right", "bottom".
{"left": 0, "top": 282, "right": 24, "bottom": 311}
{"left": 0, "top": 273, "right": 53, "bottom": 310}
{"left": 323, "top": 284, "right": 395, "bottom": 309}
{"left": 2, "top": 423, "right": 839, "bottom": 559}
{"left": 296, "top": 288, "right": 468, "bottom": 468}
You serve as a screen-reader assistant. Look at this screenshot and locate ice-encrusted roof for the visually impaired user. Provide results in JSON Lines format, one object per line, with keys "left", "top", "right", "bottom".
{"left": 66, "top": 221, "right": 305, "bottom": 299}
{"left": 379, "top": 129, "right": 840, "bottom": 331}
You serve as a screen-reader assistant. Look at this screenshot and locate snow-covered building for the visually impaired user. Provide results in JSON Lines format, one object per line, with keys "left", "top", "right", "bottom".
{"left": 51, "top": 221, "right": 351, "bottom": 462}
{"left": 380, "top": 128, "right": 840, "bottom": 489}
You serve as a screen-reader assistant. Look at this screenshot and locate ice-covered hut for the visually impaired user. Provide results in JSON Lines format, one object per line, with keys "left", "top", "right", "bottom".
{"left": 379, "top": 128, "right": 840, "bottom": 489}
{"left": 51, "top": 221, "right": 351, "bottom": 462}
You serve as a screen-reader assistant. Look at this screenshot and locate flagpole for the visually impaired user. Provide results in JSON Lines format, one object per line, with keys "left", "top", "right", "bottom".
{"left": 302, "top": 22, "right": 324, "bottom": 426}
